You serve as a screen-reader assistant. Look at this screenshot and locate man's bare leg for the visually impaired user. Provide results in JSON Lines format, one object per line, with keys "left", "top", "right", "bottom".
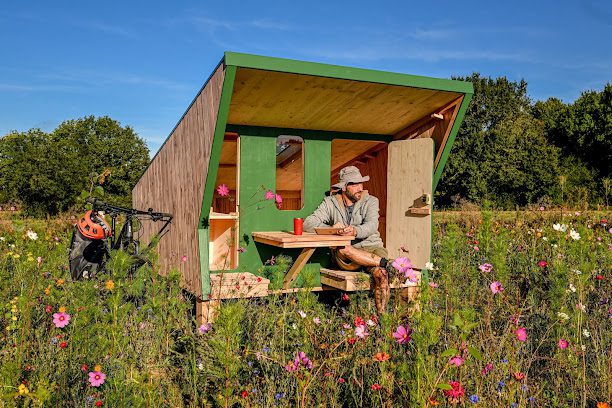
{"left": 338, "top": 246, "right": 390, "bottom": 314}
{"left": 337, "top": 245, "right": 382, "bottom": 267}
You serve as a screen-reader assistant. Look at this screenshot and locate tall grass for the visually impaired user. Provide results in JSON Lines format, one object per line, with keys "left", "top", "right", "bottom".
{"left": 0, "top": 210, "right": 610, "bottom": 407}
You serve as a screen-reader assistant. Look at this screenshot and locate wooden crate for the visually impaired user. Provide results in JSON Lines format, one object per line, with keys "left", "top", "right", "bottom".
{"left": 209, "top": 272, "right": 270, "bottom": 299}
{"left": 320, "top": 268, "right": 421, "bottom": 292}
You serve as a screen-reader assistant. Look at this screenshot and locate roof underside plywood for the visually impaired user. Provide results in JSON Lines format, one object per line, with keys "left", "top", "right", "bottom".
{"left": 228, "top": 68, "right": 462, "bottom": 135}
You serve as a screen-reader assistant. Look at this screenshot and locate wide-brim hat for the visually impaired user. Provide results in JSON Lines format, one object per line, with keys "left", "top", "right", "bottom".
{"left": 332, "top": 166, "right": 370, "bottom": 189}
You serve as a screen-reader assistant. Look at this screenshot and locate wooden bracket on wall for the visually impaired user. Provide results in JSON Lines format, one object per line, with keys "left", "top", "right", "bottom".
{"left": 431, "top": 113, "right": 444, "bottom": 120}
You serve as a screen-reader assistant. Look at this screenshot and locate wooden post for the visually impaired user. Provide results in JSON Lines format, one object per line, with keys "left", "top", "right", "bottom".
{"left": 196, "top": 297, "right": 220, "bottom": 326}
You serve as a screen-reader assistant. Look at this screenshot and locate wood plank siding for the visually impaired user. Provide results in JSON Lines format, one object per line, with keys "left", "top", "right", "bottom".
{"left": 132, "top": 64, "right": 226, "bottom": 296}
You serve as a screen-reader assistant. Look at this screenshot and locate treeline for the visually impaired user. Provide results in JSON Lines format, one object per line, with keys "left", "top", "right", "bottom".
{"left": 0, "top": 116, "right": 149, "bottom": 215}
{"left": 436, "top": 74, "right": 611, "bottom": 208}
{"left": 1, "top": 76, "right": 611, "bottom": 215}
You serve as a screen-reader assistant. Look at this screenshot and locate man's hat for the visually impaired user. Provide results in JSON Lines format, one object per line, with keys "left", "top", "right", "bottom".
{"left": 332, "top": 166, "right": 370, "bottom": 189}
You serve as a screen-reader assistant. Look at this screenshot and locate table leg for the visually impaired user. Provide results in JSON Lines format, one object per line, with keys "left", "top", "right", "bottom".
{"left": 283, "top": 247, "right": 316, "bottom": 289}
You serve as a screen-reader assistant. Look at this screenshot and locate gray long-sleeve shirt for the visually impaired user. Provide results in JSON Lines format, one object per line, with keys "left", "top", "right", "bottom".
{"left": 303, "top": 193, "right": 384, "bottom": 248}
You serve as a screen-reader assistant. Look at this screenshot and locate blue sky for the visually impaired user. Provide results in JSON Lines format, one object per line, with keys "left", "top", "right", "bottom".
{"left": 1, "top": 0, "right": 610, "bottom": 155}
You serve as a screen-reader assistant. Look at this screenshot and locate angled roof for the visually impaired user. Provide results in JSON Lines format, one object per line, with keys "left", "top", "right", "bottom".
{"left": 224, "top": 51, "right": 473, "bottom": 136}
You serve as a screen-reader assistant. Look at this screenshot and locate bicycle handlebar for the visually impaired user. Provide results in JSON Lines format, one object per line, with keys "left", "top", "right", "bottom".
{"left": 86, "top": 197, "right": 173, "bottom": 220}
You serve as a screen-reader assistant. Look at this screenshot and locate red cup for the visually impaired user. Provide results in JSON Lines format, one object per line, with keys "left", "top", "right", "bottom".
{"left": 293, "top": 218, "right": 303, "bottom": 235}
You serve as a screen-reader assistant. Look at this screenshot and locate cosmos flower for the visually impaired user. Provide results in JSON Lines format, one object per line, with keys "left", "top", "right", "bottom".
{"left": 216, "top": 184, "right": 230, "bottom": 197}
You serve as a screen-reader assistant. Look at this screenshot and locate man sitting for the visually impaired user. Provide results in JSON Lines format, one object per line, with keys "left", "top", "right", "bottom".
{"left": 303, "top": 166, "right": 395, "bottom": 314}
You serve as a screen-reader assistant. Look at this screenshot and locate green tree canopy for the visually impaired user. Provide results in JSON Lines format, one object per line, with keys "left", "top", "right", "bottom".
{"left": 436, "top": 73, "right": 561, "bottom": 208}
{"left": 0, "top": 116, "right": 149, "bottom": 215}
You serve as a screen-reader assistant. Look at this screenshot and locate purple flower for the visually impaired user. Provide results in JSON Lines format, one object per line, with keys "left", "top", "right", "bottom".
{"left": 198, "top": 323, "right": 212, "bottom": 334}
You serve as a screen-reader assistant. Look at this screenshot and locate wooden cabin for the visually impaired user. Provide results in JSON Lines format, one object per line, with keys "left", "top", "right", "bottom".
{"left": 132, "top": 52, "right": 473, "bottom": 322}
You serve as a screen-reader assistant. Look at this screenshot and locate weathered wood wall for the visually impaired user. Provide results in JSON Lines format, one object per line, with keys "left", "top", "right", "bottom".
{"left": 132, "top": 64, "right": 226, "bottom": 296}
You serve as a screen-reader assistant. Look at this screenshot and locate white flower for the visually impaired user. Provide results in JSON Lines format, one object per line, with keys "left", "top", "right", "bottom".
{"left": 291, "top": 323, "right": 297, "bottom": 330}
{"left": 572, "top": 269, "right": 582, "bottom": 275}
{"left": 312, "top": 317, "right": 321, "bottom": 325}
{"left": 557, "top": 312, "right": 570, "bottom": 321}
{"left": 569, "top": 229, "right": 581, "bottom": 240}
{"left": 552, "top": 244, "right": 558, "bottom": 249}
{"left": 553, "top": 223, "right": 568, "bottom": 232}
{"left": 581, "top": 345, "right": 586, "bottom": 351}
{"left": 366, "top": 319, "right": 376, "bottom": 327}
{"left": 582, "top": 329, "right": 590, "bottom": 338}
{"left": 542, "top": 237, "right": 548, "bottom": 241}
{"left": 569, "top": 284, "right": 576, "bottom": 293}
{"left": 298, "top": 310, "right": 306, "bottom": 319}
{"left": 25, "top": 230, "right": 38, "bottom": 240}
{"left": 197, "top": 362, "right": 204, "bottom": 370}
{"left": 0, "top": 237, "right": 5, "bottom": 241}
{"left": 355, "top": 325, "right": 369, "bottom": 339}
{"left": 425, "top": 261, "right": 435, "bottom": 270}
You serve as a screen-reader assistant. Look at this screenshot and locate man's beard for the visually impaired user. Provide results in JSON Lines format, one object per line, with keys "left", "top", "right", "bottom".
{"left": 345, "top": 190, "right": 361, "bottom": 203}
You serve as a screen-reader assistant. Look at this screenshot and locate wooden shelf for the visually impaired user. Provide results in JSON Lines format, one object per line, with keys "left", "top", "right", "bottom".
{"left": 209, "top": 211, "right": 239, "bottom": 220}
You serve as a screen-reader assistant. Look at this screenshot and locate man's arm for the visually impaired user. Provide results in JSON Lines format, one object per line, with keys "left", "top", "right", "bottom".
{"left": 353, "top": 197, "right": 379, "bottom": 239}
{"left": 303, "top": 199, "right": 333, "bottom": 232}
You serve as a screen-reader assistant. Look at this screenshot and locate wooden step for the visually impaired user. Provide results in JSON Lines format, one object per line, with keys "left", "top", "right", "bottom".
{"left": 209, "top": 272, "right": 270, "bottom": 299}
{"left": 320, "top": 268, "right": 421, "bottom": 292}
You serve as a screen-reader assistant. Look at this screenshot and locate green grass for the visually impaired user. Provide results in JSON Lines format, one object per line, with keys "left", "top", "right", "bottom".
{"left": 0, "top": 210, "right": 610, "bottom": 407}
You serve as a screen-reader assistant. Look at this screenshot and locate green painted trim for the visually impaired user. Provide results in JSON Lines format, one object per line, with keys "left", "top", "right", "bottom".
{"left": 225, "top": 51, "right": 474, "bottom": 95}
{"left": 198, "top": 64, "right": 237, "bottom": 297}
{"left": 226, "top": 125, "right": 392, "bottom": 142}
{"left": 432, "top": 93, "right": 473, "bottom": 191}
{"left": 198, "top": 229, "right": 210, "bottom": 296}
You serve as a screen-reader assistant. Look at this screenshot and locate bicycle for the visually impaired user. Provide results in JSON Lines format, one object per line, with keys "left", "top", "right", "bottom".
{"left": 69, "top": 197, "right": 172, "bottom": 280}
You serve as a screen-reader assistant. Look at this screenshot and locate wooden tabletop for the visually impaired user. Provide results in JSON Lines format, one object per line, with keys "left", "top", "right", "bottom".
{"left": 252, "top": 231, "right": 354, "bottom": 248}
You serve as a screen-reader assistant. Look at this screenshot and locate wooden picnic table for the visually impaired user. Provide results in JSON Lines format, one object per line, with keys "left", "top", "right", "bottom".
{"left": 252, "top": 231, "right": 354, "bottom": 289}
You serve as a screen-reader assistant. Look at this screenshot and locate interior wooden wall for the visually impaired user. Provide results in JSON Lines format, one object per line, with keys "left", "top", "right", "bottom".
{"left": 132, "top": 64, "right": 225, "bottom": 296}
{"left": 330, "top": 143, "right": 388, "bottom": 244}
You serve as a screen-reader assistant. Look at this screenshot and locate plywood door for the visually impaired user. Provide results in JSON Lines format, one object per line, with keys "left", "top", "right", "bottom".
{"left": 386, "top": 139, "right": 433, "bottom": 269}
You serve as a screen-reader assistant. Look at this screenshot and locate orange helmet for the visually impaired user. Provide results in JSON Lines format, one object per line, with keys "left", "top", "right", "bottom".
{"left": 77, "top": 210, "right": 111, "bottom": 240}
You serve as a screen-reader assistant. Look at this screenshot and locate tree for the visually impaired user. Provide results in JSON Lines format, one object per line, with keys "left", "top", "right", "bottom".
{"left": 436, "top": 73, "right": 545, "bottom": 208}
{"left": 0, "top": 116, "right": 149, "bottom": 215}
{"left": 52, "top": 116, "right": 150, "bottom": 207}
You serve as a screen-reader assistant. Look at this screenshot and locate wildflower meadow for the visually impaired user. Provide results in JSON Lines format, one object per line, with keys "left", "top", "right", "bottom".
{"left": 0, "top": 208, "right": 610, "bottom": 407}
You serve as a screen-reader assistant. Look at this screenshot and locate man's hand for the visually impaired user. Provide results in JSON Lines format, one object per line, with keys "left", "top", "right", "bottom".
{"left": 339, "top": 225, "right": 356, "bottom": 236}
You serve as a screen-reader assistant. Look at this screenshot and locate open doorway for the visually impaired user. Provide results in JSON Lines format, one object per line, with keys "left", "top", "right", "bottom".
{"left": 330, "top": 139, "right": 388, "bottom": 243}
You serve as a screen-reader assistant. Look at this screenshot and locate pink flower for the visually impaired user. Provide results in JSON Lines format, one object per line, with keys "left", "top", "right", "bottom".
{"left": 428, "top": 282, "right": 438, "bottom": 288}
{"left": 473, "top": 245, "right": 479, "bottom": 251}
{"left": 313, "top": 317, "right": 321, "bottom": 325}
{"left": 181, "top": 255, "right": 188, "bottom": 262}
{"left": 482, "top": 363, "right": 493, "bottom": 375}
{"left": 479, "top": 263, "right": 493, "bottom": 273}
{"left": 539, "top": 206, "right": 545, "bottom": 211}
{"left": 449, "top": 356, "right": 464, "bottom": 367}
{"left": 515, "top": 327, "right": 527, "bottom": 342}
{"left": 52, "top": 312, "right": 71, "bottom": 328}
{"left": 391, "top": 257, "right": 413, "bottom": 274}
{"left": 392, "top": 325, "right": 412, "bottom": 344}
{"left": 405, "top": 268, "right": 418, "bottom": 282}
{"left": 216, "top": 184, "right": 229, "bottom": 197}
{"left": 355, "top": 325, "right": 369, "bottom": 339}
{"left": 538, "top": 260, "right": 548, "bottom": 268}
{"left": 88, "top": 371, "right": 106, "bottom": 387}
{"left": 265, "top": 190, "right": 275, "bottom": 200}
{"left": 490, "top": 281, "right": 503, "bottom": 294}
{"left": 371, "top": 383, "right": 382, "bottom": 391}
{"left": 275, "top": 194, "right": 283, "bottom": 209}
{"left": 558, "top": 339, "right": 569, "bottom": 349}
{"left": 37, "top": 256, "right": 43, "bottom": 267}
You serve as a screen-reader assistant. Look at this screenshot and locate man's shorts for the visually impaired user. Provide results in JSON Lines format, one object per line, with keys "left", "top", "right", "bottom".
{"left": 331, "top": 246, "right": 389, "bottom": 274}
